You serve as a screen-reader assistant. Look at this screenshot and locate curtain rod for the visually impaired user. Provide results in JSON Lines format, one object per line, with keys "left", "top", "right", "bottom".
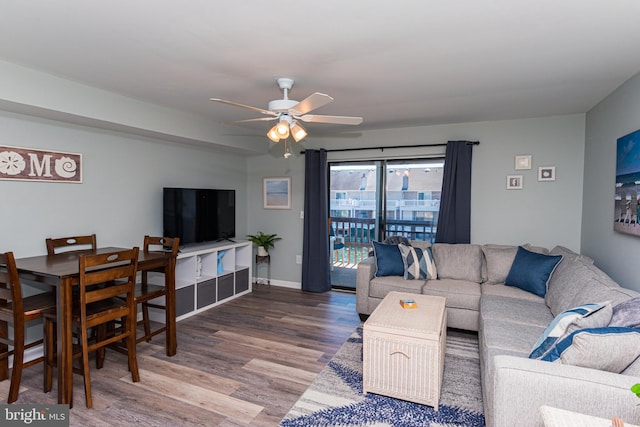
{"left": 300, "top": 140, "right": 479, "bottom": 154}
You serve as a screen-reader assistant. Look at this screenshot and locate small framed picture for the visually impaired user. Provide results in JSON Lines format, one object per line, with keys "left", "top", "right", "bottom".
{"left": 263, "top": 177, "right": 292, "bottom": 209}
{"left": 507, "top": 175, "right": 523, "bottom": 190}
{"left": 538, "top": 166, "right": 556, "bottom": 181}
{"left": 515, "top": 155, "right": 532, "bottom": 170}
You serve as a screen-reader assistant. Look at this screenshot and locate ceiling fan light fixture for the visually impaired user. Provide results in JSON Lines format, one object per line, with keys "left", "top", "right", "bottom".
{"left": 275, "top": 121, "right": 290, "bottom": 139}
{"left": 212, "top": 77, "right": 363, "bottom": 146}
{"left": 290, "top": 122, "right": 307, "bottom": 142}
{"left": 267, "top": 126, "right": 281, "bottom": 142}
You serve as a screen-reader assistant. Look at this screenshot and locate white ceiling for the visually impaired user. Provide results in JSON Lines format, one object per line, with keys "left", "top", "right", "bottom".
{"left": 2, "top": 1, "right": 640, "bottom": 140}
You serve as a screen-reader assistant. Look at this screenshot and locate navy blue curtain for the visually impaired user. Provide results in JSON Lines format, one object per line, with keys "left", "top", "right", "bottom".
{"left": 435, "top": 141, "right": 474, "bottom": 244}
{"left": 302, "top": 149, "right": 331, "bottom": 292}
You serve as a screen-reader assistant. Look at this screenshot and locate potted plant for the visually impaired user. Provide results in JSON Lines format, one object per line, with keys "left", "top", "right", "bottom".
{"left": 246, "top": 232, "right": 282, "bottom": 256}
{"left": 632, "top": 383, "right": 640, "bottom": 404}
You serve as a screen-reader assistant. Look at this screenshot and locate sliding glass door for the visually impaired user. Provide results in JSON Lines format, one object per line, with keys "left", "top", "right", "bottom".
{"left": 329, "top": 162, "right": 378, "bottom": 277}
{"left": 384, "top": 159, "right": 444, "bottom": 243}
{"left": 329, "top": 158, "right": 444, "bottom": 289}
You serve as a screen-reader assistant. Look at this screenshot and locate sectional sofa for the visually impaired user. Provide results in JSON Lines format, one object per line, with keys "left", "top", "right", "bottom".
{"left": 355, "top": 242, "right": 640, "bottom": 427}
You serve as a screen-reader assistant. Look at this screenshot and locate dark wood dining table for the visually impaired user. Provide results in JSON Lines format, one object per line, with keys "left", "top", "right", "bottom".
{"left": 11, "top": 247, "right": 177, "bottom": 405}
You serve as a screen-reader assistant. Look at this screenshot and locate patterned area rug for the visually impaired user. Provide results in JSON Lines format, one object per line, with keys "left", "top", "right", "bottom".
{"left": 280, "top": 326, "right": 485, "bottom": 427}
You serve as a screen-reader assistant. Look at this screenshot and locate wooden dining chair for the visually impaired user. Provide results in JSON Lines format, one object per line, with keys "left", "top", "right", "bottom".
{"left": 43, "top": 247, "right": 140, "bottom": 408}
{"left": 0, "top": 251, "right": 56, "bottom": 403}
{"left": 136, "top": 236, "right": 179, "bottom": 343}
{"left": 45, "top": 234, "right": 97, "bottom": 255}
{"left": 111, "top": 236, "right": 179, "bottom": 348}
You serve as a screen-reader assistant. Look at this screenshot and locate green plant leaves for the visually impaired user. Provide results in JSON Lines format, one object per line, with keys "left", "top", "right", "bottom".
{"left": 246, "top": 231, "right": 282, "bottom": 252}
{"left": 632, "top": 383, "right": 640, "bottom": 399}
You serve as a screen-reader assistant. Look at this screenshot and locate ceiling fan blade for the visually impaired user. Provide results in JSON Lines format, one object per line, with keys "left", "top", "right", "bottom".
{"left": 299, "top": 114, "right": 363, "bottom": 125}
{"left": 210, "top": 98, "right": 276, "bottom": 116}
{"left": 229, "top": 117, "right": 277, "bottom": 124}
{"left": 289, "top": 92, "right": 333, "bottom": 115}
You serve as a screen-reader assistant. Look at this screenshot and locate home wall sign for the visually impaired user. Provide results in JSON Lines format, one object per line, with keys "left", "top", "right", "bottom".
{"left": 0, "top": 145, "right": 82, "bottom": 183}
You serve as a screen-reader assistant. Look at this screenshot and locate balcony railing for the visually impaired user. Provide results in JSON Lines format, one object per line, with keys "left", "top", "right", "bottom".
{"left": 330, "top": 216, "right": 438, "bottom": 267}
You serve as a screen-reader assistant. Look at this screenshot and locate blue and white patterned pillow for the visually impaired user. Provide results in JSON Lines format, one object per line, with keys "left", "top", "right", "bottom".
{"left": 529, "top": 303, "right": 607, "bottom": 359}
{"left": 398, "top": 243, "right": 437, "bottom": 280}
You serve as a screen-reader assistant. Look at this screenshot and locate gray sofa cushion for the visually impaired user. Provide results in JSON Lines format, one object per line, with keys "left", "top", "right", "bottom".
{"left": 480, "top": 295, "right": 552, "bottom": 327}
{"left": 545, "top": 246, "right": 595, "bottom": 315}
{"left": 545, "top": 257, "right": 605, "bottom": 316}
{"left": 482, "top": 245, "right": 518, "bottom": 284}
{"left": 570, "top": 276, "right": 639, "bottom": 309}
{"left": 422, "top": 278, "right": 481, "bottom": 311}
{"left": 432, "top": 243, "right": 484, "bottom": 283}
{"left": 523, "top": 244, "right": 550, "bottom": 254}
{"left": 549, "top": 245, "right": 594, "bottom": 264}
{"left": 369, "top": 275, "right": 423, "bottom": 299}
{"left": 482, "top": 283, "right": 545, "bottom": 303}
{"left": 622, "top": 355, "right": 640, "bottom": 376}
{"left": 564, "top": 262, "right": 640, "bottom": 310}
{"left": 481, "top": 318, "right": 545, "bottom": 355}
{"left": 410, "top": 240, "right": 432, "bottom": 249}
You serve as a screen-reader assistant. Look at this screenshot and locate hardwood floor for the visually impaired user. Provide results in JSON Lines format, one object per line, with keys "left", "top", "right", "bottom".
{"left": 0, "top": 286, "right": 361, "bottom": 426}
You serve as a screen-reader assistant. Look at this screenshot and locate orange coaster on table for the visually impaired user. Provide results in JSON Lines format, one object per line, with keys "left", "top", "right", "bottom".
{"left": 399, "top": 299, "right": 417, "bottom": 309}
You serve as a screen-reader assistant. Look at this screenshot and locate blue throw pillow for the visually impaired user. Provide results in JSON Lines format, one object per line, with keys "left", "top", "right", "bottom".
{"left": 373, "top": 241, "right": 404, "bottom": 277}
{"left": 505, "top": 246, "right": 562, "bottom": 297}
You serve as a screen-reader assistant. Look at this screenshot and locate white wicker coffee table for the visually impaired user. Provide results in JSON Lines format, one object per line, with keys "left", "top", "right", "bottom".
{"left": 363, "top": 291, "right": 447, "bottom": 409}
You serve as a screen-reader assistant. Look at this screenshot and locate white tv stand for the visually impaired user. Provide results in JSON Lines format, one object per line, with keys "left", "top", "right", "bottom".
{"left": 149, "top": 240, "right": 252, "bottom": 322}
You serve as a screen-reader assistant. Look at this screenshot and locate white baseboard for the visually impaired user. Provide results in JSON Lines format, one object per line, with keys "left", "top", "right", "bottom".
{"left": 7, "top": 345, "right": 44, "bottom": 366}
{"left": 254, "top": 276, "right": 301, "bottom": 289}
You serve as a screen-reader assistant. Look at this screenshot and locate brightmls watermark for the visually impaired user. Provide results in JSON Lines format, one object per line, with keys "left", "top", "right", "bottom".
{"left": 1, "top": 405, "right": 69, "bottom": 426}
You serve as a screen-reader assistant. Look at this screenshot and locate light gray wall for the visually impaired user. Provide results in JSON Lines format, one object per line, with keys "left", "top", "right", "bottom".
{"left": 0, "top": 60, "right": 266, "bottom": 154}
{"left": 245, "top": 145, "right": 306, "bottom": 287}
{"left": 0, "top": 111, "right": 248, "bottom": 258}
{"left": 582, "top": 71, "right": 640, "bottom": 291}
{"left": 248, "top": 114, "right": 586, "bottom": 287}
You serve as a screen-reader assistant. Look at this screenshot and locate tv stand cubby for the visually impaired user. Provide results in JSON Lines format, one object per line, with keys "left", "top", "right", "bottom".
{"left": 148, "top": 240, "right": 252, "bottom": 323}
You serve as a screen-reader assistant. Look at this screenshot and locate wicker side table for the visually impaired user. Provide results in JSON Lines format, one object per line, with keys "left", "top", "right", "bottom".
{"left": 363, "top": 291, "right": 446, "bottom": 409}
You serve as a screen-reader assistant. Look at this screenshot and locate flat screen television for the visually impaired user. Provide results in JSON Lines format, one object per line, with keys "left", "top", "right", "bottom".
{"left": 163, "top": 188, "right": 236, "bottom": 246}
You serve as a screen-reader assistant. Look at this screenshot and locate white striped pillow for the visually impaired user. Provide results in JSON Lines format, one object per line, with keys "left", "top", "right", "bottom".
{"left": 398, "top": 243, "right": 437, "bottom": 280}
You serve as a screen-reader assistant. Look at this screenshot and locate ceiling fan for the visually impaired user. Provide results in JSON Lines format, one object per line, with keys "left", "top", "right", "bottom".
{"left": 210, "top": 78, "right": 363, "bottom": 145}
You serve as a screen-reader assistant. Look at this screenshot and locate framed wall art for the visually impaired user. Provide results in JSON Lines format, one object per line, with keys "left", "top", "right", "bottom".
{"left": 263, "top": 177, "right": 292, "bottom": 209}
{"left": 506, "top": 175, "right": 523, "bottom": 190}
{"left": 538, "top": 166, "right": 556, "bottom": 181}
{"left": 515, "top": 155, "right": 532, "bottom": 170}
{"left": 614, "top": 129, "right": 640, "bottom": 236}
